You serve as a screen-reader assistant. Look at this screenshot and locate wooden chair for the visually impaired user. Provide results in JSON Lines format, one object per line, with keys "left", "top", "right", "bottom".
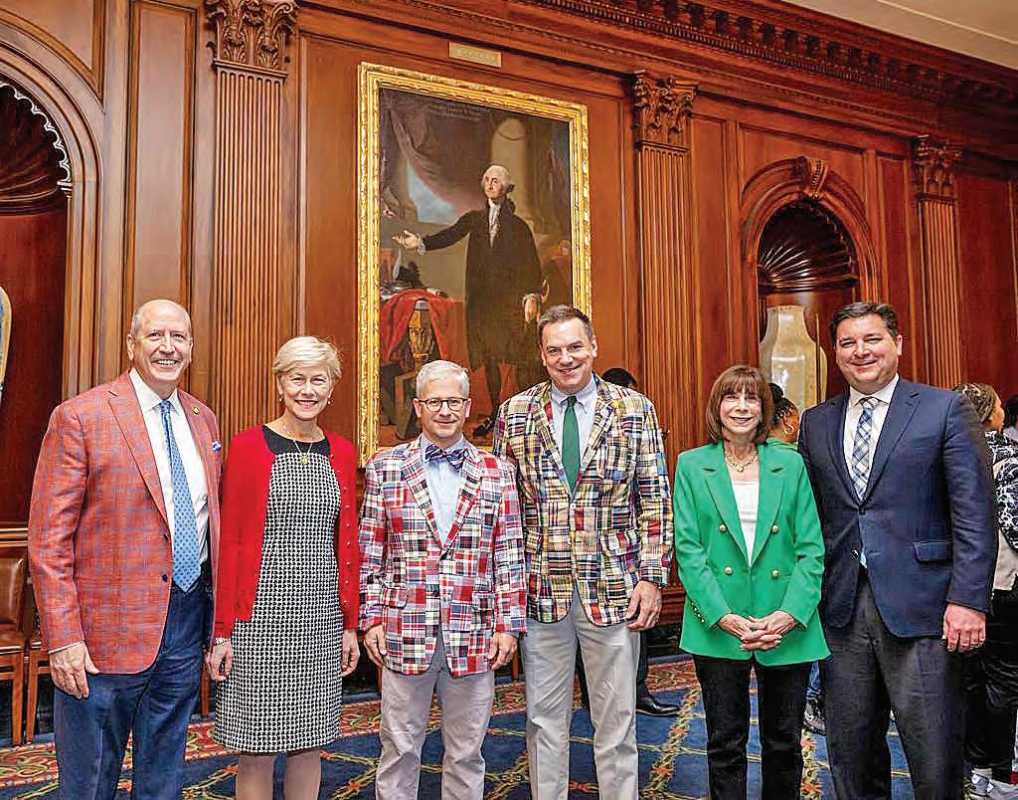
{"left": 24, "top": 629, "right": 48, "bottom": 743}
{"left": 0, "top": 555, "right": 28, "bottom": 745}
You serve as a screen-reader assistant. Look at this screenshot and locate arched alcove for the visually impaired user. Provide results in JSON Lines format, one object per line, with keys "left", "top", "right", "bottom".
{"left": 0, "top": 80, "right": 69, "bottom": 526}
{"left": 741, "top": 157, "right": 876, "bottom": 401}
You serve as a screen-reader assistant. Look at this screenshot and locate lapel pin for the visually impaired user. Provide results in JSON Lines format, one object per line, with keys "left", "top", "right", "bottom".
{"left": 192, "top": 406, "right": 200, "bottom": 415}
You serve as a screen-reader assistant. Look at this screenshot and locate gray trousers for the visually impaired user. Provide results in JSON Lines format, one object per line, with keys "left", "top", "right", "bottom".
{"left": 821, "top": 576, "right": 965, "bottom": 800}
{"left": 522, "top": 587, "right": 640, "bottom": 800}
{"left": 375, "top": 635, "right": 495, "bottom": 800}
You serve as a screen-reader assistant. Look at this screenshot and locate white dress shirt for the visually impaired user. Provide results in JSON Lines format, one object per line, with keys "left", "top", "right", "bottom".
{"left": 422, "top": 435, "right": 466, "bottom": 537}
{"left": 130, "top": 369, "right": 209, "bottom": 564}
{"left": 550, "top": 376, "right": 597, "bottom": 460}
{"left": 842, "top": 373, "right": 899, "bottom": 479}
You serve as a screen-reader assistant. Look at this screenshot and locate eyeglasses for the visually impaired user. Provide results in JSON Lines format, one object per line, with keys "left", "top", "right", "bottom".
{"left": 418, "top": 397, "right": 468, "bottom": 412}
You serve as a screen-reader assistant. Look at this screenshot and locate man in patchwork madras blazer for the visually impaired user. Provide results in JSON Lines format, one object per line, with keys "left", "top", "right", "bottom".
{"left": 492, "top": 305, "right": 673, "bottom": 799}
{"left": 359, "top": 360, "right": 527, "bottom": 800}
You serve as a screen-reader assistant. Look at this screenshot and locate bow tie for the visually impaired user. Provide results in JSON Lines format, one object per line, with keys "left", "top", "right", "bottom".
{"left": 425, "top": 443, "right": 467, "bottom": 471}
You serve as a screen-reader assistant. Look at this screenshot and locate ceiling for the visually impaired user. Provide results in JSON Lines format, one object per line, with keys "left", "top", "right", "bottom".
{"left": 779, "top": 0, "right": 1018, "bottom": 70}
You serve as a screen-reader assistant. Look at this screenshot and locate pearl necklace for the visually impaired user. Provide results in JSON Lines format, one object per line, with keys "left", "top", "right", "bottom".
{"left": 724, "top": 448, "right": 758, "bottom": 473}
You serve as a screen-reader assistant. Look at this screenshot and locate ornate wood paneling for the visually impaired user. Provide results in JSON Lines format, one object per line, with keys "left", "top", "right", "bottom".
{"left": 633, "top": 71, "right": 698, "bottom": 462}
{"left": 0, "top": 0, "right": 106, "bottom": 97}
{"left": 206, "top": 0, "right": 297, "bottom": 440}
{"left": 513, "top": 0, "right": 1018, "bottom": 115}
{"left": 912, "top": 135, "right": 964, "bottom": 389}
{"left": 955, "top": 170, "right": 1018, "bottom": 399}
{"left": 124, "top": 1, "right": 196, "bottom": 316}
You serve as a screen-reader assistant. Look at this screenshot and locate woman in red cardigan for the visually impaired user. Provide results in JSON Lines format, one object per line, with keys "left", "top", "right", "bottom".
{"left": 206, "top": 336, "right": 360, "bottom": 800}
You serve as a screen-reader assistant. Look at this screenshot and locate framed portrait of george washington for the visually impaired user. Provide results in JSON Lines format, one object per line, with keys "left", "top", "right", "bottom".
{"left": 357, "top": 62, "right": 591, "bottom": 463}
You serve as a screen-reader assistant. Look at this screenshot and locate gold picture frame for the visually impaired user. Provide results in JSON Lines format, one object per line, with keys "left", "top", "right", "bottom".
{"left": 357, "top": 62, "right": 591, "bottom": 464}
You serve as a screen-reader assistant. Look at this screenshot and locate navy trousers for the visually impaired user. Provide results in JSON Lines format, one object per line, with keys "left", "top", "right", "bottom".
{"left": 54, "top": 580, "right": 208, "bottom": 800}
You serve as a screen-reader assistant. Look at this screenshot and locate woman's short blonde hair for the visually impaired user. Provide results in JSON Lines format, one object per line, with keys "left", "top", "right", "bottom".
{"left": 272, "top": 336, "right": 342, "bottom": 380}
{"left": 704, "top": 365, "right": 773, "bottom": 445}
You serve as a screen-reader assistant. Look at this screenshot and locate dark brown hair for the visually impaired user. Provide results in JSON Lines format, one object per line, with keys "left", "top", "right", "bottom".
{"left": 829, "top": 301, "right": 899, "bottom": 344}
{"left": 537, "top": 305, "right": 595, "bottom": 345}
{"left": 705, "top": 365, "right": 774, "bottom": 445}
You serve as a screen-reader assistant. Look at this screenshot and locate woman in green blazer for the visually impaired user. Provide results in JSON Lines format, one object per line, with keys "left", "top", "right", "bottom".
{"left": 673, "top": 365, "right": 828, "bottom": 800}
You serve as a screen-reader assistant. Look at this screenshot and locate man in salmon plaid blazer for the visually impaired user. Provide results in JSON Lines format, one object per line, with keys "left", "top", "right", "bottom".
{"left": 493, "top": 305, "right": 673, "bottom": 800}
{"left": 359, "top": 359, "right": 526, "bottom": 800}
{"left": 28, "top": 299, "right": 221, "bottom": 800}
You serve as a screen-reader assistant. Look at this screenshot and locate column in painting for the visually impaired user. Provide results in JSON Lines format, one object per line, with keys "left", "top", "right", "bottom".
{"left": 633, "top": 72, "right": 697, "bottom": 463}
{"left": 205, "top": 0, "right": 297, "bottom": 440}
{"left": 913, "top": 135, "right": 964, "bottom": 388}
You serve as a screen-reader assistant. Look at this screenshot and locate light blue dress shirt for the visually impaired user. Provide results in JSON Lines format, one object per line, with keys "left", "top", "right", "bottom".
{"left": 550, "top": 376, "right": 597, "bottom": 459}
{"left": 422, "top": 435, "right": 466, "bottom": 536}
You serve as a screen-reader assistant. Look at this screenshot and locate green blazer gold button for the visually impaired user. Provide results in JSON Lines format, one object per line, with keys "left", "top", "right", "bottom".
{"left": 724, "top": 566, "right": 733, "bottom": 575}
{"left": 771, "top": 525, "right": 779, "bottom": 533}
{"left": 771, "top": 569, "right": 780, "bottom": 578}
{"left": 719, "top": 524, "right": 728, "bottom": 532}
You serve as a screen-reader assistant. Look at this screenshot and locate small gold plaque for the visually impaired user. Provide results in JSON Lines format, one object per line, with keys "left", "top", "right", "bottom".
{"left": 448, "top": 43, "right": 502, "bottom": 68}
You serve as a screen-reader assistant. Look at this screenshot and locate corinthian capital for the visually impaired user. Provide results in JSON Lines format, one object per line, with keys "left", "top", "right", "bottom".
{"left": 206, "top": 0, "right": 297, "bottom": 73}
{"left": 912, "top": 135, "right": 962, "bottom": 199}
{"left": 632, "top": 72, "right": 697, "bottom": 149}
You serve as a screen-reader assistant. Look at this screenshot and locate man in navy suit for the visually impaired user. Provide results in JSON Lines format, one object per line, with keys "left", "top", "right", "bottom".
{"left": 798, "top": 301, "right": 996, "bottom": 800}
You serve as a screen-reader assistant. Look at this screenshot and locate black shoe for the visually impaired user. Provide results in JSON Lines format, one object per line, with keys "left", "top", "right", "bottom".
{"left": 636, "top": 692, "right": 680, "bottom": 716}
{"left": 472, "top": 415, "right": 496, "bottom": 437}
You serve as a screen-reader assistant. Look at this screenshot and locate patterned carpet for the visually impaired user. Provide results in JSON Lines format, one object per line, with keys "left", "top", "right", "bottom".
{"left": 0, "top": 659, "right": 915, "bottom": 798}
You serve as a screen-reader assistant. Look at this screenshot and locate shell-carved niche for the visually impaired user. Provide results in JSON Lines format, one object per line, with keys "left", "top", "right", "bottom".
{"left": 757, "top": 200, "right": 857, "bottom": 293}
{"left": 0, "top": 81, "right": 71, "bottom": 214}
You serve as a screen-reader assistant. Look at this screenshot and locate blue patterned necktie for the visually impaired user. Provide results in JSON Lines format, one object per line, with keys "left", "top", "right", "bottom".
{"left": 159, "top": 400, "right": 201, "bottom": 591}
{"left": 425, "top": 443, "right": 467, "bottom": 471}
{"left": 850, "top": 396, "right": 878, "bottom": 501}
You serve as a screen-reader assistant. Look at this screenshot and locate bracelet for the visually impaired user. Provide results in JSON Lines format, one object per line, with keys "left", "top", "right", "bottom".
{"left": 213, "top": 637, "right": 229, "bottom": 646}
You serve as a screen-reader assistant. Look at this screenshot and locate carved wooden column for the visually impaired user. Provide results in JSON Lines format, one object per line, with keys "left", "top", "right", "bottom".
{"left": 633, "top": 72, "right": 697, "bottom": 463}
{"left": 913, "top": 135, "right": 964, "bottom": 388}
{"left": 205, "top": 0, "right": 296, "bottom": 440}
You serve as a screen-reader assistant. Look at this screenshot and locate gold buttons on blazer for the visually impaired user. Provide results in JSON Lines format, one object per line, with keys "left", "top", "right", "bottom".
{"left": 719, "top": 523, "right": 728, "bottom": 533}
{"left": 723, "top": 566, "right": 733, "bottom": 575}
{"left": 771, "top": 525, "right": 779, "bottom": 534}
{"left": 771, "top": 569, "right": 780, "bottom": 578}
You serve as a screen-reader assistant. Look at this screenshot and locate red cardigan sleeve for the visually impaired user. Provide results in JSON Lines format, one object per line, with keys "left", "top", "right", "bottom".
{"left": 329, "top": 433, "right": 361, "bottom": 630}
{"left": 213, "top": 428, "right": 273, "bottom": 640}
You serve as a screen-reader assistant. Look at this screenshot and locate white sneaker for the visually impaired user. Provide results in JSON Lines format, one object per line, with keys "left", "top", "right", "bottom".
{"left": 987, "top": 777, "right": 1018, "bottom": 800}
{"left": 969, "top": 772, "right": 990, "bottom": 798}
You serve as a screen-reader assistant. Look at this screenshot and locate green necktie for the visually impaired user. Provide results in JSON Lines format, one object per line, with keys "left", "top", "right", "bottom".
{"left": 562, "top": 395, "right": 580, "bottom": 493}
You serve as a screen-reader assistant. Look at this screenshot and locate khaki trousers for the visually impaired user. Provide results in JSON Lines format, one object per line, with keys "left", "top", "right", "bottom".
{"left": 522, "top": 587, "right": 640, "bottom": 800}
{"left": 375, "top": 634, "right": 495, "bottom": 800}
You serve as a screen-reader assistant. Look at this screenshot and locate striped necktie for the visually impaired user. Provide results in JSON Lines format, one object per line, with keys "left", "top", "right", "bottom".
{"left": 159, "top": 400, "right": 201, "bottom": 591}
{"left": 850, "top": 396, "right": 878, "bottom": 501}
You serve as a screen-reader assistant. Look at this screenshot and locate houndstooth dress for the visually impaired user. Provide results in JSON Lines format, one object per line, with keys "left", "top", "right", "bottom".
{"left": 213, "top": 427, "right": 343, "bottom": 753}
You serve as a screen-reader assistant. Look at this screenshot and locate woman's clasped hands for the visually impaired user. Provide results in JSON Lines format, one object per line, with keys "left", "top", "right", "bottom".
{"left": 718, "top": 610, "right": 797, "bottom": 651}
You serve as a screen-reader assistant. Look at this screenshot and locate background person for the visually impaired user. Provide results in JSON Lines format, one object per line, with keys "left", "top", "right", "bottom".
{"left": 798, "top": 301, "right": 996, "bottom": 799}
{"left": 673, "top": 365, "right": 827, "bottom": 799}
{"left": 575, "top": 366, "right": 679, "bottom": 717}
{"left": 359, "top": 359, "right": 526, "bottom": 800}
{"left": 767, "top": 383, "right": 800, "bottom": 448}
{"left": 953, "top": 383, "right": 1018, "bottom": 799}
{"left": 1004, "top": 394, "right": 1018, "bottom": 444}
{"left": 207, "top": 336, "right": 360, "bottom": 800}
{"left": 28, "top": 299, "right": 221, "bottom": 799}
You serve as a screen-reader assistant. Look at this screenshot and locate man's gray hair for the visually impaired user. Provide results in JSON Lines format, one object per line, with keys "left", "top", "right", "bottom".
{"left": 129, "top": 299, "right": 192, "bottom": 338}
{"left": 416, "top": 360, "right": 470, "bottom": 397}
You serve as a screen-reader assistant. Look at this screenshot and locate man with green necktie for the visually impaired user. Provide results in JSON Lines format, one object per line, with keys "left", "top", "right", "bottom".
{"left": 492, "top": 304, "right": 673, "bottom": 800}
